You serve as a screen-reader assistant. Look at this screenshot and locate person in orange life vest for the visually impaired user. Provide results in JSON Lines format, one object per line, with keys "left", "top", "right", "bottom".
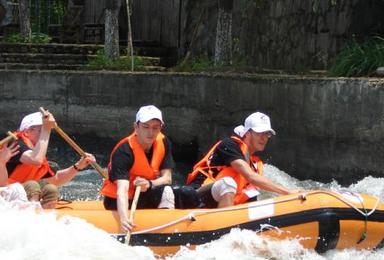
{"left": 6, "top": 111, "right": 96, "bottom": 209}
{"left": 0, "top": 142, "right": 29, "bottom": 203}
{"left": 186, "top": 112, "right": 298, "bottom": 208}
{"left": 101, "top": 105, "right": 175, "bottom": 232}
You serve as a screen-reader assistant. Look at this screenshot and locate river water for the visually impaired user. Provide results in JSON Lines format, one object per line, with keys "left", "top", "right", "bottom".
{"left": 0, "top": 164, "right": 383, "bottom": 260}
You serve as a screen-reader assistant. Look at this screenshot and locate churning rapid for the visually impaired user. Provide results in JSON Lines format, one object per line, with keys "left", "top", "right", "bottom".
{"left": 0, "top": 165, "right": 383, "bottom": 260}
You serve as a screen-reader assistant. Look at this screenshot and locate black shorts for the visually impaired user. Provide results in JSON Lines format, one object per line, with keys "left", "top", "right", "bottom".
{"left": 196, "top": 183, "right": 218, "bottom": 208}
{"left": 103, "top": 185, "right": 166, "bottom": 210}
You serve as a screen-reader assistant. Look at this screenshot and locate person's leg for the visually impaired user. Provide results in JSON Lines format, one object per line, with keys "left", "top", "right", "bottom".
{"left": 217, "top": 192, "right": 235, "bottom": 208}
{"left": 22, "top": 180, "right": 41, "bottom": 202}
{"left": 136, "top": 185, "right": 175, "bottom": 209}
{"left": 40, "top": 184, "right": 59, "bottom": 209}
{"left": 0, "top": 183, "right": 28, "bottom": 202}
{"left": 103, "top": 196, "right": 117, "bottom": 210}
{"left": 211, "top": 177, "right": 237, "bottom": 208}
{"left": 173, "top": 186, "right": 201, "bottom": 209}
{"left": 158, "top": 185, "right": 175, "bottom": 209}
{"left": 7, "top": 183, "right": 28, "bottom": 202}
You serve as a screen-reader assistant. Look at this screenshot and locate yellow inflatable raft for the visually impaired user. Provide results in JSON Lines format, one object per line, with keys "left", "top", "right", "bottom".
{"left": 54, "top": 190, "right": 384, "bottom": 256}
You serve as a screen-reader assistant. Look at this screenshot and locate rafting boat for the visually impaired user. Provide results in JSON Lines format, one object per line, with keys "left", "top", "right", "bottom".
{"left": 54, "top": 190, "right": 384, "bottom": 256}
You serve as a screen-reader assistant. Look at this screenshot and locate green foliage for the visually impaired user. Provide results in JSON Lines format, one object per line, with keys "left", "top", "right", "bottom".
{"left": 29, "top": 0, "right": 68, "bottom": 33}
{"left": 328, "top": 37, "right": 384, "bottom": 77}
{"left": 2, "top": 32, "right": 52, "bottom": 43}
{"left": 232, "top": 37, "right": 247, "bottom": 66}
{"left": 173, "top": 55, "right": 215, "bottom": 72}
{"left": 174, "top": 37, "right": 247, "bottom": 72}
{"left": 173, "top": 52, "right": 248, "bottom": 73}
{"left": 87, "top": 50, "right": 145, "bottom": 70}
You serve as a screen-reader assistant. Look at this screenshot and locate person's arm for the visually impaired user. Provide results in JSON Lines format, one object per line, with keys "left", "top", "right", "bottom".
{"left": 231, "top": 159, "right": 296, "bottom": 195}
{"left": 46, "top": 153, "right": 96, "bottom": 186}
{"left": 109, "top": 142, "right": 135, "bottom": 231}
{"left": 117, "top": 179, "right": 134, "bottom": 232}
{"left": 154, "top": 137, "right": 174, "bottom": 186}
{"left": 0, "top": 143, "right": 19, "bottom": 186}
{"left": 153, "top": 168, "right": 172, "bottom": 186}
{"left": 134, "top": 168, "right": 172, "bottom": 192}
{"left": 20, "top": 112, "right": 56, "bottom": 165}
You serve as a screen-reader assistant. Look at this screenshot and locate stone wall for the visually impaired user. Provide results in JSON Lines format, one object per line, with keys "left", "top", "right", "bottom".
{"left": 0, "top": 70, "right": 383, "bottom": 184}
{"left": 180, "top": 0, "right": 384, "bottom": 70}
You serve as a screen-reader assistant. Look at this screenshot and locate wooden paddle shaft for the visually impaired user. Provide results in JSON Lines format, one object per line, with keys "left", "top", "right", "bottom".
{"left": 0, "top": 131, "right": 18, "bottom": 146}
{"left": 125, "top": 186, "right": 141, "bottom": 245}
{"left": 54, "top": 126, "right": 108, "bottom": 178}
{"left": 39, "top": 107, "right": 107, "bottom": 179}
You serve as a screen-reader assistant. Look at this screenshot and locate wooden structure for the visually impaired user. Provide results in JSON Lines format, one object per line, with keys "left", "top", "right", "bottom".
{"left": 131, "top": 0, "right": 180, "bottom": 48}
{"left": 83, "top": 0, "right": 180, "bottom": 48}
{"left": 1, "top": 0, "right": 181, "bottom": 48}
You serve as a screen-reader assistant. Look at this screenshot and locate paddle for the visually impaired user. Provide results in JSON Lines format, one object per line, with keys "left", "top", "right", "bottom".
{"left": 0, "top": 131, "right": 18, "bottom": 146}
{"left": 125, "top": 186, "right": 141, "bottom": 245}
{"left": 39, "top": 107, "right": 107, "bottom": 179}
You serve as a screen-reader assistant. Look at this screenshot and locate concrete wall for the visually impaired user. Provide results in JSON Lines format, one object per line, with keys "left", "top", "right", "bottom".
{"left": 0, "top": 70, "right": 383, "bottom": 184}
{"left": 180, "top": 0, "right": 384, "bottom": 70}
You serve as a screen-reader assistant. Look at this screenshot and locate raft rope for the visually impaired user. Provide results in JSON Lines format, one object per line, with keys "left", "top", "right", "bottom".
{"left": 301, "top": 190, "right": 380, "bottom": 217}
{"left": 303, "top": 190, "right": 377, "bottom": 244}
{"left": 355, "top": 193, "right": 368, "bottom": 244}
{"left": 131, "top": 190, "right": 381, "bottom": 235}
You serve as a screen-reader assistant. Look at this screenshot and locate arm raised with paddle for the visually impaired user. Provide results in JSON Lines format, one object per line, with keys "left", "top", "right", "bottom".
{"left": 39, "top": 107, "right": 107, "bottom": 179}
{"left": 0, "top": 131, "right": 18, "bottom": 147}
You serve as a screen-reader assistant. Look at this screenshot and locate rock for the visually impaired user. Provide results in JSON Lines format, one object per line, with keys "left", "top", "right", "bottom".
{"left": 375, "top": 67, "right": 384, "bottom": 76}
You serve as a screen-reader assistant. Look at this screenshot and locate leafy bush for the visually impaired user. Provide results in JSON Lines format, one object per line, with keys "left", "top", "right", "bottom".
{"left": 2, "top": 32, "right": 52, "bottom": 44}
{"left": 329, "top": 37, "right": 384, "bottom": 77}
{"left": 173, "top": 55, "right": 215, "bottom": 72}
{"left": 88, "top": 50, "right": 144, "bottom": 70}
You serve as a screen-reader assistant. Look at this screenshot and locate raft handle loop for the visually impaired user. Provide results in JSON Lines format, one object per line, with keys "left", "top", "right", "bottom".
{"left": 298, "top": 193, "right": 307, "bottom": 201}
{"left": 188, "top": 213, "right": 196, "bottom": 221}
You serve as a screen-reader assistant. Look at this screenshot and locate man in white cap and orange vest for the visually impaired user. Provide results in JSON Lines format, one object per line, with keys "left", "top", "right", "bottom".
{"left": 101, "top": 105, "right": 175, "bottom": 233}
{"left": 187, "top": 112, "right": 298, "bottom": 208}
{"left": 6, "top": 110, "right": 96, "bottom": 209}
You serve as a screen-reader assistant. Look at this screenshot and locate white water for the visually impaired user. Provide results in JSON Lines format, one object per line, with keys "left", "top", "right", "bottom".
{"left": 0, "top": 165, "right": 383, "bottom": 260}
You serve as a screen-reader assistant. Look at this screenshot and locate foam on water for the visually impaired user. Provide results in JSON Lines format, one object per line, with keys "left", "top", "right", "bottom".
{"left": 0, "top": 165, "right": 382, "bottom": 259}
{"left": 168, "top": 229, "right": 324, "bottom": 260}
{"left": 0, "top": 202, "right": 155, "bottom": 260}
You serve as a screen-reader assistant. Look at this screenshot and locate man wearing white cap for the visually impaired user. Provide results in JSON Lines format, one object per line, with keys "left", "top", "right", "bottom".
{"left": 101, "top": 105, "right": 175, "bottom": 232}
{"left": 6, "top": 111, "right": 96, "bottom": 209}
{"left": 187, "top": 112, "right": 298, "bottom": 208}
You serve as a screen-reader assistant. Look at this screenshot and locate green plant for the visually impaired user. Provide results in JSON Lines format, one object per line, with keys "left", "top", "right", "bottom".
{"left": 173, "top": 55, "right": 215, "bottom": 72}
{"left": 328, "top": 37, "right": 384, "bottom": 77}
{"left": 232, "top": 37, "right": 247, "bottom": 66}
{"left": 88, "top": 50, "right": 145, "bottom": 70}
{"left": 174, "top": 52, "right": 250, "bottom": 73}
{"left": 30, "top": 0, "right": 68, "bottom": 33}
{"left": 2, "top": 32, "right": 52, "bottom": 43}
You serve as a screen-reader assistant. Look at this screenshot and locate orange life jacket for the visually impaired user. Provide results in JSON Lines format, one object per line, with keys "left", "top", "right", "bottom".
{"left": 186, "top": 136, "right": 263, "bottom": 205}
{"left": 7, "top": 132, "right": 54, "bottom": 184}
{"left": 101, "top": 132, "right": 166, "bottom": 199}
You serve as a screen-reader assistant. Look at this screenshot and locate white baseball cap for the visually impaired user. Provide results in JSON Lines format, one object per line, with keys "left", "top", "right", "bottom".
{"left": 135, "top": 105, "right": 164, "bottom": 124}
{"left": 19, "top": 112, "right": 43, "bottom": 131}
{"left": 234, "top": 112, "right": 276, "bottom": 137}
